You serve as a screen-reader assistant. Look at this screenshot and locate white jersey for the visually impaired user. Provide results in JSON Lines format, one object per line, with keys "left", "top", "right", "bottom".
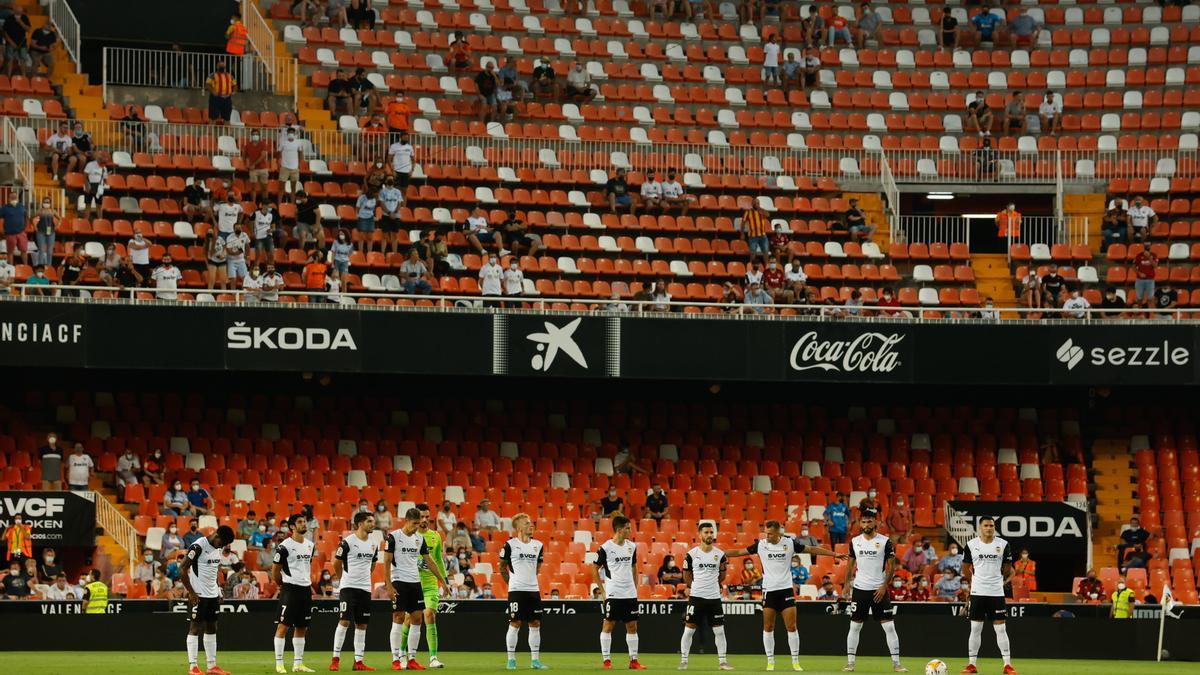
{"left": 848, "top": 533, "right": 895, "bottom": 591}
{"left": 274, "top": 536, "right": 316, "bottom": 588}
{"left": 243, "top": 274, "right": 263, "bottom": 300}
{"left": 186, "top": 536, "right": 222, "bottom": 598}
{"left": 662, "top": 181, "right": 684, "bottom": 199}
{"left": 1127, "top": 205, "right": 1155, "bottom": 229}
{"left": 683, "top": 545, "right": 726, "bottom": 600}
{"left": 596, "top": 539, "right": 638, "bottom": 599}
{"left": 763, "top": 42, "right": 780, "bottom": 67}
{"left": 747, "top": 537, "right": 808, "bottom": 592}
{"left": 253, "top": 210, "right": 274, "bottom": 239}
{"left": 964, "top": 536, "right": 1012, "bottom": 597}
{"left": 500, "top": 537, "right": 544, "bottom": 593}
{"left": 384, "top": 528, "right": 428, "bottom": 584}
{"left": 336, "top": 534, "right": 378, "bottom": 592}
{"left": 479, "top": 262, "right": 503, "bottom": 296}
{"left": 503, "top": 268, "right": 524, "bottom": 295}
{"left": 389, "top": 142, "right": 414, "bottom": 174}
{"left": 215, "top": 203, "right": 243, "bottom": 234}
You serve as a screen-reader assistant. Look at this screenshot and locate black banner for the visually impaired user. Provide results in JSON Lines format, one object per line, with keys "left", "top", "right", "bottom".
{"left": 947, "top": 501, "right": 1090, "bottom": 590}
{"left": 0, "top": 492, "right": 96, "bottom": 546}
{"left": 4, "top": 300, "right": 1200, "bottom": 385}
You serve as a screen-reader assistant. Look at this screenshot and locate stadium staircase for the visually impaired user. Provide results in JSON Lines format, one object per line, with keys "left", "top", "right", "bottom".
{"left": 1091, "top": 438, "right": 1135, "bottom": 578}
{"left": 969, "top": 254, "right": 1015, "bottom": 310}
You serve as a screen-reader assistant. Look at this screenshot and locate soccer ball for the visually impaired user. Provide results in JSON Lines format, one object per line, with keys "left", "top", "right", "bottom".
{"left": 924, "top": 660, "right": 948, "bottom": 675}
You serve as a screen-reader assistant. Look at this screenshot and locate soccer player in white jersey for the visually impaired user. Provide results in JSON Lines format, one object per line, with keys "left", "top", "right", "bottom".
{"left": 181, "top": 524, "right": 236, "bottom": 675}
{"left": 501, "top": 513, "right": 550, "bottom": 670}
{"left": 679, "top": 521, "right": 732, "bottom": 671}
{"left": 961, "top": 516, "right": 1017, "bottom": 675}
{"left": 728, "top": 520, "right": 845, "bottom": 671}
{"left": 841, "top": 510, "right": 905, "bottom": 673}
{"left": 594, "top": 515, "right": 646, "bottom": 670}
{"left": 384, "top": 507, "right": 449, "bottom": 671}
{"left": 330, "top": 512, "right": 379, "bottom": 672}
{"left": 272, "top": 514, "right": 317, "bottom": 673}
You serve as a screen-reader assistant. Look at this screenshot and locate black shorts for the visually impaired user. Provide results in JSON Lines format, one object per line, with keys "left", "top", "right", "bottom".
{"left": 967, "top": 595, "right": 1007, "bottom": 622}
{"left": 395, "top": 172, "right": 411, "bottom": 189}
{"left": 189, "top": 596, "right": 220, "bottom": 623}
{"left": 684, "top": 597, "right": 725, "bottom": 627}
{"left": 507, "top": 233, "right": 534, "bottom": 248}
{"left": 508, "top": 591, "right": 543, "bottom": 622}
{"left": 603, "top": 598, "right": 640, "bottom": 623}
{"left": 762, "top": 588, "right": 796, "bottom": 612}
{"left": 379, "top": 215, "right": 402, "bottom": 232}
{"left": 339, "top": 587, "right": 373, "bottom": 624}
{"left": 208, "top": 95, "right": 233, "bottom": 122}
{"left": 390, "top": 581, "right": 425, "bottom": 614}
{"left": 278, "top": 583, "right": 314, "bottom": 627}
{"left": 848, "top": 587, "right": 895, "bottom": 623}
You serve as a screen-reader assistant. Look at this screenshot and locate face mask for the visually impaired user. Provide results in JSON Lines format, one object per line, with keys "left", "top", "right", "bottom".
{"left": 173, "top": 484, "right": 182, "bottom": 491}
{"left": 339, "top": 235, "right": 347, "bottom": 241}
{"left": 510, "top": 263, "right": 518, "bottom": 270}
{"left": 919, "top": 580, "right": 927, "bottom": 587}
{"left": 250, "top": 134, "right": 260, "bottom": 141}
{"left": 868, "top": 490, "right": 876, "bottom": 497}
{"left": 769, "top": 263, "right": 776, "bottom": 269}
{"left": 144, "top": 554, "right": 153, "bottom": 562}
{"left": 950, "top": 548, "right": 958, "bottom": 555}
{"left": 376, "top": 505, "right": 385, "bottom": 512}
{"left": 893, "top": 580, "right": 903, "bottom": 588}
{"left": 489, "top": 258, "right": 497, "bottom": 265}
{"left": 43, "top": 202, "right": 50, "bottom": 209}
{"left": 258, "top": 525, "right": 266, "bottom": 532}
{"left": 9, "top": 199, "right": 18, "bottom": 206}
{"left": 169, "top": 527, "right": 177, "bottom": 534}
{"left": 800, "top": 529, "right": 809, "bottom": 536}
{"left": 45, "top": 554, "right": 55, "bottom": 563}
{"left": 287, "top": 135, "right": 296, "bottom": 142}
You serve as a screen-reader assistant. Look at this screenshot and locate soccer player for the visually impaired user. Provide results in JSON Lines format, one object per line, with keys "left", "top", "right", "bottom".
{"left": 594, "top": 515, "right": 645, "bottom": 670}
{"left": 727, "top": 520, "right": 846, "bottom": 671}
{"left": 384, "top": 507, "right": 449, "bottom": 671}
{"left": 181, "top": 524, "right": 236, "bottom": 675}
{"left": 679, "top": 521, "right": 732, "bottom": 671}
{"left": 841, "top": 510, "right": 905, "bottom": 673}
{"left": 501, "top": 513, "right": 550, "bottom": 670}
{"left": 398, "top": 503, "right": 449, "bottom": 668}
{"left": 330, "top": 512, "right": 379, "bottom": 672}
{"left": 273, "top": 514, "right": 317, "bottom": 673}
{"left": 961, "top": 516, "right": 1017, "bottom": 675}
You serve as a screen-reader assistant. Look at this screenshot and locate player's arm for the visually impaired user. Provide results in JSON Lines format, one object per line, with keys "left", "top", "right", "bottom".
{"left": 724, "top": 541, "right": 755, "bottom": 558}
{"left": 332, "top": 540, "right": 347, "bottom": 586}
{"left": 841, "top": 557, "right": 856, "bottom": 598}
{"left": 592, "top": 547, "right": 607, "bottom": 601}
{"left": 1000, "top": 543, "right": 1014, "bottom": 585}
{"left": 499, "top": 541, "right": 512, "bottom": 583}
{"left": 419, "top": 540, "right": 447, "bottom": 589}
{"left": 799, "top": 543, "right": 848, "bottom": 561}
{"left": 876, "top": 546, "right": 897, "bottom": 602}
{"left": 180, "top": 545, "right": 199, "bottom": 602}
{"left": 961, "top": 543, "right": 973, "bottom": 587}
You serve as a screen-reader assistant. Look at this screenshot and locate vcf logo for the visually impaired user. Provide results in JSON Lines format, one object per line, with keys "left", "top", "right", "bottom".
{"left": 526, "top": 317, "right": 588, "bottom": 371}
{"left": 1056, "top": 338, "right": 1084, "bottom": 370}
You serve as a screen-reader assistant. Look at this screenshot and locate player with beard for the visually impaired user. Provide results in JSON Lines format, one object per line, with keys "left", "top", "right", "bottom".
{"left": 272, "top": 514, "right": 317, "bottom": 673}
{"left": 678, "top": 521, "right": 732, "bottom": 670}
{"left": 181, "top": 524, "right": 236, "bottom": 675}
{"left": 961, "top": 516, "right": 1017, "bottom": 675}
{"left": 841, "top": 510, "right": 905, "bottom": 672}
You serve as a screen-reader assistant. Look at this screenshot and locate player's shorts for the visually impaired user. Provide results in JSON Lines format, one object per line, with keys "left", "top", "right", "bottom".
{"left": 603, "top": 598, "right": 640, "bottom": 623}
{"left": 762, "top": 588, "right": 796, "bottom": 612}
{"left": 277, "top": 583, "right": 314, "bottom": 627}
{"left": 421, "top": 581, "right": 440, "bottom": 612}
{"left": 189, "top": 596, "right": 220, "bottom": 623}
{"left": 508, "top": 590, "right": 543, "bottom": 622}
{"left": 339, "top": 587, "right": 373, "bottom": 624}
{"left": 848, "top": 587, "right": 896, "bottom": 623}
{"left": 967, "top": 595, "right": 1007, "bottom": 622}
{"left": 390, "top": 581, "right": 425, "bottom": 614}
{"left": 683, "top": 596, "right": 725, "bottom": 627}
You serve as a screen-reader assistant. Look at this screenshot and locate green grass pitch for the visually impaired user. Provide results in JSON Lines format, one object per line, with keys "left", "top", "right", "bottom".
{"left": 3, "top": 652, "right": 1195, "bottom": 675}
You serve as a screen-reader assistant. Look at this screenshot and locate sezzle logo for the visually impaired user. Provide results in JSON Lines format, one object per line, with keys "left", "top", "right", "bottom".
{"left": 525, "top": 317, "right": 588, "bottom": 371}
{"left": 226, "top": 322, "right": 358, "bottom": 351}
{"left": 790, "top": 331, "right": 904, "bottom": 373}
{"left": 1055, "top": 337, "right": 1189, "bottom": 371}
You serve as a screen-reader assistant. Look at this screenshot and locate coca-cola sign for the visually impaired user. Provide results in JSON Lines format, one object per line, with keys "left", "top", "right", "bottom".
{"left": 788, "top": 330, "right": 908, "bottom": 376}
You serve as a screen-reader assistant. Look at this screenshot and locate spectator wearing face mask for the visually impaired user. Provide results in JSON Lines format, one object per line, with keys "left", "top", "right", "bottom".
{"left": 598, "top": 489, "right": 624, "bottom": 517}
{"left": 257, "top": 537, "right": 277, "bottom": 570}
{"left": 38, "top": 433, "right": 64, "bottom": 491}
{"left": 249, "top": 521, "right": 272, "bottom": 549}
{"left": 437, "top": 502, "right": 457, "bottom": 536}
{"left": 470, "top": 527, "right": 487, "bottom": 554}
{"left": 38, "top": 548, "right": 62, "bottom": 580}
{"left": 449, "top": 521, "right": 471, "bottom": 550}
{"left": 45, "top": 573, "right": 77, "bottom": 600}
{"left": 206, "top": 60, "right": 236, "bottom": 125}
{"left": 938, "top": 543, "right": 964, "bottom": 575}
{"left": 0, "top": 190, "right": 29, "bottom": 267}
{"left": 114, "top": 448, "right": 141, "bottom": 496}
{"left": 4, "top": 514, "right": 32, "bottom": 562}
{"left": 823, "top": 492, "right": 850, "bottom": 545}
{"left": 151, "top": 571, "right": 173, "bottom": 598}
{"left": 858, "top": 489, "right": 881, "bottom": 515}
{"left": 1012, "top": 549, "right": 1037, "bottom": 591}
{"left": 887, "top": 576, "right": 910, "bottom": 601}
{"left": 237, "top": 510, "right": 259, "bottom": 541}
{"left": 817, "top": 580, "right": 839, "bottom": 601}
{"left": 66, "top": 443, "right": 94, "bottom": 491}
{"left": 400, "top": 248, "right": 433, "bottom": 295}
{"left": 935, "top": 569, "right": 961, "bottom": 600}
{"left": 373, "top": 500, "right": 393, "bottom": 530}
{"left": 180, "top": 519, "right": 204, "bottom": 548}
{"left": 3, "top": 559, "right": 31, "bottom": 598}
{"left": 909, "top": 575, "right": 930, "bottom": 601}
{"left": 473, "top": 499, "right": 501, "bottom": 531}
{"left": 150, "top": 254, "right": 183, "bottom": 301}
{"left": 501, "top": 258, "right": 524, "bottom": 305}
{"left": 790, "top": 557, "right": 810, "bottom": 588}
{"left": 277, "top": 127, "right": 303, "bottom": 201}
{"left": 242, "top": 131, "right": 270, "bottom": 205}
{"left": 1110, "top": 577, "right": 1135, "bottom": 619}
{"left": 658, "top": 555, "right": 684, "bottom": 585}
{"left": 143, "top": 449, "right": 165, "bottom": 486}
{"left": 328, "top": 230, "right": 352, "bottom": 278}
{"left": 479, "top": 253, "right": 504, "bottom": 298}
{"left": 133, "top": 548, "right": 161, "bottom": 593}
{"left": 185, "top": 479, "right": 214, "bottom": 516}
{"left": 161, "top": 523, "right": 185, "bottom": 560}
{"left": 316, "top": 570, "right": 335, "bottom": 597}
{"left": 739, "top": 558, "right": 762, "bottom": 588}
{"left": 901, "top": 538, "right": 931, "bottom": 574}
{"left": 885, "top": 497, "right": 911, "bottom": 540}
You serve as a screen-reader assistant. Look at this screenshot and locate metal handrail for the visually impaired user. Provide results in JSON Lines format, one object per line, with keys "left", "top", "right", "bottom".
{"left": 47, "top": 0, "right": 82, "bottom": 74}
{"left": 89, "top": 490, "right": 140, "bottom": 572}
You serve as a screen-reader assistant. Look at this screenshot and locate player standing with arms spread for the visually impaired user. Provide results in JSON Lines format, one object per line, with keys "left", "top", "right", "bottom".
{"left": 841, "top": 510, "right": 905, "bottom": 673}
{"left": 678, "top": 521, "right": 732, "bottom": 671}
{"left": 273, "top": 514, "right": 317, "bottom": 673}
{"left": 384, "top": 507, "right": 449, "bottom": 671}
{"left": 727, "top": 520, "right": 845, "bottom": 671}
{"left": 501, "top": 513, "right": 550, "bottom": 670}
{"left": 398, "top": 504, "right": 449, "bottom": 668}
{"left": 961, "top": 516, "right": 1017, "bottom": 675}
{"left": 181, "top": 524, "right": 236, "bottom": 675}
{"left": 594, "top": 515, "right": 646, "bottom": 670}
{"left": 330, "top": 512, "right": 379, "bottom": 672}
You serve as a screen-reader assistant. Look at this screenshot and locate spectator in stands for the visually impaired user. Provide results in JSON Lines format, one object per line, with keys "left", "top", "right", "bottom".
{"left": 0, "top": 253, "right": 15, "bottom": 290}
{"left": 801, "top": 48, "right": 821, "bottom": 91}
{"left": 937, "top": 9, "right": 959, "bottom": 51}
{"left": 740, "top": 558, "right": 763, "bottom": 588}
{"left": 1122, "top": 543, "right": 1151, "bottom": 573}
{"left": 1013, "top": 549, "right": 1037, "bottom": 591}
{"left": 762, "top": 257, "right": 792, "bottom": 304}
{"left": 0, "top": 189, "right": 29, "bottom": 267}
{"left": 1117, "top": 517, "right": 1150, "bottom": 567}
{"left": 466, "top": 206, "right": 509, "bottom": 257}
{"left": 790, "top": 556, "right": 810, "bottom": 588}
{"left": 502, "top": 210, "right": 540, "bottom": 259}
{"left": 1038, "top": 90, "right": 1062, "bottom": 136}
{"left": 1155, "top": 282, "right": 1179, "bottom": 318}
{"left": 316, "top": 570, "right": 335, "bottom": 598}
{"left": 645, "top": 484, "right": 668, "bottom": 524}
{"left": 475, "top": 61, "right": 500, "bottom": 123}
{"left": 939, "top": 543, "right": 964, "bottom": 575}
{"left": 1040, "top": 264, "right": 1066, "bottom": 308}
{"left": 449, "top": 522, "right": 471, "bottom": 550}
{"left": 1007, "top": 11, "right": 1042, "bottom": 48}
{"left": 243, "top": 265, "right": 265, "bottom": 301}
{"left": 856, "top": 3, "right": 880, "bottom": 48}
{"left": 292, "top": 191, "right": 323, "bottom": 253}
{"left": 37, "top": 433, "right": 64, "bottom": 491}
{"left": 113, "top": 447, "right": 142, "bottom": 496}
{"left": 966, "top": 91, "right": 993, "bottom": 135}
{"left": 780, "top": 51, "right": 803, "bottom": 94}
{"left": 824, "top": 493, "right": 849, "bottom": 545}
{"left": 817, "top": 580, "right": 838, "bottom": 600}
{"left": 45, "top": 123, "right": 73, "bottom": 181}
{"left": 761, "top": 33, "right": 781, "bottom": 86}
{"left": 249, "top": 521, "right": 271, "bottom": 549}
{"left": 995, "top": 203, "right": 1022, "bottom": 240}
{"left": 324, "top": 0, "right": 349, "bottom": 26}
{"left": 742, "top": 281, "right": 774, "bottom": 314}
{"left": 186, "top": 479, "right": 214, "bottom": 516}
{"left": 658, "top": 170, "right": 689, "bottom": 215}
{"left": 1126, "top": 196, "right": 1156, "bottom": 244}
{"left": 202, "top": 230, "right": 228, "bottom": 291}
{"left": 133, "top": 548, "right": 160, "bottom": 592}
{"left": 495, "top": 78, "right": 518, "bottom": 121}
{"left": 530, "top": 59, "right": 560, "bottom": 99}
{"left": 1076, "top": 570, "right": 1103, "bottom": 603}
{"left": 1096, "top": 287, "right": 1126, "bottom": 319}
{"left": 205, "top": 60, "right": 236, "bottom": 125}
{"left": 906, "top": 575, "right": 928, "bottom": 601}
{"left": 222, "top": 223, "right": 251, "bottom": 289}
{"left": 901, "top": 538, "right": 930, "bottom": 574}
{"left": 794, "top": 523, "right": 820, "bottom": 548}
{"left": 741, "top": 200, "right": 771, "bottom": 265}
{"left": 3, "top": 559, "right": 30, "bottom": 598}
{"left": 214, "top": 190, "right": 243, "bottom": 243}
{"left": 599, "top": 488, "right": 625, "bottom": 517}
{"left": 845, "top": 198, "right": 874, "bottom": 239}
{"left": 658, "top": 556, "right": 684, "bottom": 586}
{"left": 45, "top": 573, "right": 76, "bottom": 600}
{"left": 1101, "top": 201, "right": 1129, "bottom": 251}
{"left": 1003, "top": 91, "right": 1027, "bottom": 135}
{"left": 474, "top": 499, "right": 501, "bottom": 531}
{"left": 681, "top": 0, "right": 713, "bottom": 21}
{"left": 479, "top": 252, "right": 503, "bottom": 299}
{"left": 400, "top": 248, "right": 433, "bottom": 295}
{"left": 502, "top": 259, "right": 524, "bottom": 304}
{"left": 56, "top": 249, "right": 85, "bottom": 296}
{"left": 162, "top": 482, "right": 192, "bottom": 517}
{"left": 2, "top": 6, "right": 30, "bottom": 77}
{"left": 38, "top": 548, "right": 61, "bottom": 582}
{"left": 737, "top": 0, "right": 759, "bottom": 26}
{"left": 328, "top": 230, "right": 352, "bottom": 278}
{"left": 353, "top": 189, "right": 378, "bottom": 255}
{"left": 639, "top": 171, "right": 664, "bottom": 213}
{"left": 1132, "top": 247, "right": 1158, "bottom": 312}
{"left": 260, "top": 264, "right": 282, "bottom": 302}
{"left": 858, "top": 489, "right": 881, "bottom": 514}
{"left": 242, "top": 131, "right": 270, "bottom": 206}
{"left": 827, "top": 12, "right": 852, "bottom": 47}
{"left": 347, "top": 0, "right": 376, "bottom": 29}
{"left": 496, "top": 58, "right": 525, "bottom": 101}
{"left": 447, "top": 31, "right": 472, "bottom": 70}
{"left": 252, "top": 202, "right": 277, "bottom": 263}
{"left": 29, "top": 19, "right": 55, "bottom": 77}
{"left": 65, "top": 443, "right": 93, "bottom": 491}
{"left": 437, "top": 502, "right": 457, "bottom": 536}
{"left": 614, "top": 445, "right": 650, "bottom": 475}
{"left": 935, "top": 569, "right": 961, "bottom": 600}
{"left": 565, "top": 61, "right": 597, "bottom": 103}
{"left": 971, "top": 7, "right": 1002, "bottom": 45}
{"left": 4, "top": 513, "right": 31, "bottom": 561}
{"left": 1014, "top": 267, "right": 1040, "bottom": 311}
{"left": 277, "top": 127, "right": 303, "bottom": 202}
{"left": 122, "top": 226, "right": 153, "bottom": 283}
{"left": 800, "top": 5, "right": 825, "bottom": 47}
{"left": 650, "top": 279, "right": 674, "bottom": 312}
{"left": 237, "top": 511, "right": 259, "bottom": 541}
{"left": 605, "top": 168, "right": 634, "bottom": 215}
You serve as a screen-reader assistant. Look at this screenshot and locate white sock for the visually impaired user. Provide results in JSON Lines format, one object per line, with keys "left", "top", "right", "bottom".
{"left": 507, "top": 625, "right": 520, "bottom": 660}
{"left": 627, "top": 633, "right": 639, "bottom": 661}
{"left": 680, "top": 626, "right": 696, "bottom": 661}
{"left": 333, "top": 623, "right": 348, "bottom": 658}
{"left": 763, "top": 631, "right": 776, "bottom": 663}
{"left": 354, "top": 628, "right": 366, "bottom": 661}
{"left": 882, "top": 621, "right": 901, "bottom": 666}
{"left": 529, "top": 626, "right": 541, "bottom": 661}
{"left": 787, "top": 630, "right": 800, "bottom": 663}
{"left": 186, "top": 634, "right": 199, "bottom": 667}
{"left": 600, "top": 631, "right": 612, "bottom": 660}
{"left": 392, "top": 623, "right": 405, "bottom": 660}
{"left": 408, "top": 624, "right": 422, "bottom": 661}
{"left": 714, "top": 625, "right": 728, "bottom": 663}
{"left": 994, "top": 623, "right": 1012, "bottom": 666}
{"left": 293, "top": 637, "right": 306, "bottom": 665}
{"left": 275, "top": 636, "right": 286, "bottom": 665}
{"left": 203, "top": 633, "right": 217, "bottom": 668}
{"left": 846, "top": 621, "right": 863, "bottom": 665}
{"left": 968, "top": 621, "right": 984, "bottom": 665}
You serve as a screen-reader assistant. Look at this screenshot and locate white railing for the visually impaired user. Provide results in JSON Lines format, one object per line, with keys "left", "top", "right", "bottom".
{"left": 47, "top": 0, "right": 82, "bottom": 73}
{"left": 1055, "top": 149, "right": 1065, "bottom": 224}
{"left": 880, "top": 155, "right": 899, "bottom": 239}
{"left": 896, "top": 215, "right": 972, "bottom": 247}
{"left": 0, "top": 185, "right": 66, "bottom": 214}
{"left": 90, "top": 490, "right": 140, "bottom": 571}
{"left": 243, "top": 0, "right": 300, "bottom": 108}
{"left": 3, "top": 116, "right": 35, "bottom": 189}
{"left": 101, "top": 47, "right": 298, "bottom": 104}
